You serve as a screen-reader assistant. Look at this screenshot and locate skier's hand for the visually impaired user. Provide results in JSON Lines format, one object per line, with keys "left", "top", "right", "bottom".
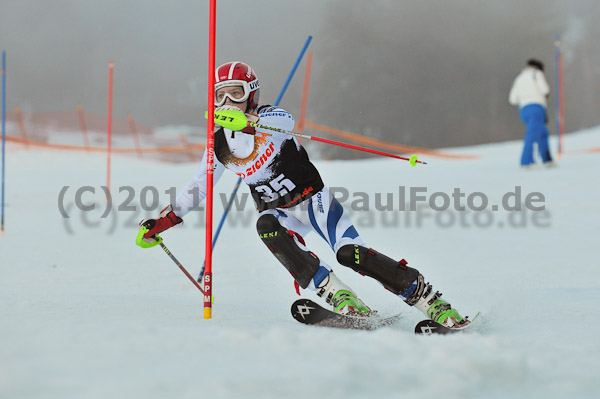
{"left": 240, "top": 113, "right": 258, "bottom": 135}
{"left": 136, "top": 205, "right": 182, "bottom": 248}
{"left": 136, "top": 226, "right": 162, "bottom": 248}
{"left": 246, "top": 113, "right": 259, "bottom": 123}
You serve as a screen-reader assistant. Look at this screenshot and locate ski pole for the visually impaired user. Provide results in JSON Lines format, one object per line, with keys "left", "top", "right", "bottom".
{"left": 159, "top": 240, "right": 206, "bottom": 294}
{"left": 208, "top": 110, "right": 427, "bottom": 165}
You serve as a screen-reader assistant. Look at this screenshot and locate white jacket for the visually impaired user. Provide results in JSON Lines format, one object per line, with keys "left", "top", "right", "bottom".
{"left": 509, "top": 66, "right": 550, "bottom": 108}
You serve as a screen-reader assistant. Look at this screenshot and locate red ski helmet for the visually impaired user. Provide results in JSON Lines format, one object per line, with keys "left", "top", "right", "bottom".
{"left": 214, "top": 61, "right": 260, "bottom": 112}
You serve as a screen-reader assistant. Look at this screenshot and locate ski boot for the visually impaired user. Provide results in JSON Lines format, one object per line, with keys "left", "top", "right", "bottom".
{"left": 425, "top": 299, "right": 467, "bottom": 327}
{"left": 331, "top": 290, "right": 372, "bottom": 316}
{"left": 317, "top": 272, "right": 371, "bottom": 316}
{"left": 407, "top": 275, "right": 468, "bottom": 328}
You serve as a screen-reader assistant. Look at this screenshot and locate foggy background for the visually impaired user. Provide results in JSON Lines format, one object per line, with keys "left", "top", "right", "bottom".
{"left": 1, "top": 0, "right": 598, "bottom": 158}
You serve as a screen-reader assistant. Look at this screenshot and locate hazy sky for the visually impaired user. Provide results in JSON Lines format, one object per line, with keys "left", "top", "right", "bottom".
{"left": 1, "top": 1, "right": 598, "bottom": 154}
{"left": 0, "top": 1, "right": 324, "bottom": 122}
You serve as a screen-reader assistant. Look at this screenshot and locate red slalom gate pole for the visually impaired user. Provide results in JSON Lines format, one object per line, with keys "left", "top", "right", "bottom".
{"left": 127, "top": 114, "right": 143, "bottom": 159}
{"left": 204, "top": 0, "right": 216, "bottom": 319}
{"left": 13, "top": 107, "right": 29, "bottom": 149}
{"left": 107, "top": 61, "right": 114, "bottom": 194}
{"left": 76, "top": 105, "right": 90, "bottom": 151}
{"left": 297, "top": 50, "right": 313, "bottom": 138}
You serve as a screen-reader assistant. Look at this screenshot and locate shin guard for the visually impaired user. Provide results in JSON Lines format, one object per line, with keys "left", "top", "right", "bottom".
{"left": 336, "top": 244, "right": 420, "bottom": 297}
{"left": 256, "top": 214, "right": 320, "bottom": 289}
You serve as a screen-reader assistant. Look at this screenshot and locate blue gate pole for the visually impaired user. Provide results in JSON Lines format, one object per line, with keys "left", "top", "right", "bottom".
{"left": 197, "top": 35, "right": 313, "bottom": 281}
{"left": 1, "top": 51, "right": 6, "bottom": 233}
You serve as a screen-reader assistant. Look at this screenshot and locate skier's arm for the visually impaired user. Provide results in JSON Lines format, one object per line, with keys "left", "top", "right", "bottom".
{"left": 174, "top": 148, "right": 225, "bottom": 218}
{"left": 257, "top": 107, "right": 295, "bottom": 133}
{"left": 136, "top": 150, "right": 225, "bottom": 247}
{"left": 255, "top": 107, "right": 297, "bottom": 146}
{"left": 536, "top": 70, "right": 550, "bottom": 97}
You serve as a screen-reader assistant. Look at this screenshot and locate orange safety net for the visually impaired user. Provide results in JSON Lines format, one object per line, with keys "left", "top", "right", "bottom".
{"left": 5, "top": 135, "right": 205, "bottom": 153}
{"left": 565, "top": 147, "right": 600, "bottom": 154}
{"left": 3, "top": 107, "right": 205, "bottom": 163}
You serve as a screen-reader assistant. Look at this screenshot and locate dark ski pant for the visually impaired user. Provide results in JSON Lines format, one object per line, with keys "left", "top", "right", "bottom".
{"left": 519, "top": 103, "right": 552, "bottom": 166}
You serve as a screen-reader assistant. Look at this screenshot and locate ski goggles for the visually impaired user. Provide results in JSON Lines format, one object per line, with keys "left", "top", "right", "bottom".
{"left": 214, "top": 79, "right": 260, "bottom": 107}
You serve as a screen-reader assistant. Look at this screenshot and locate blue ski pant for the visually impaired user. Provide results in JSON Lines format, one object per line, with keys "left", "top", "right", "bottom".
{"left": 519, "top": 104, "right": 552, "bottom": 166}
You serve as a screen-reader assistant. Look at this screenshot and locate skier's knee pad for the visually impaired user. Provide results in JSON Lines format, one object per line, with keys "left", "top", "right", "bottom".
{"left": 256, "top": 214, "right": 320, "bottom": 289}
{"left": 256, "top": 213, "right": 280, "bottom": 234}
{"left": 336, "top": 244, "right": 420, "bottom": 296}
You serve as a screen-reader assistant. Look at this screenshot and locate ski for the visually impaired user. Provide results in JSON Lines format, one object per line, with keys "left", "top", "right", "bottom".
{"left": 414, "top": 312, "right": 481, "bottom": 335}
{"left": 291, "top": 298, "right": 401, "bottom": 331}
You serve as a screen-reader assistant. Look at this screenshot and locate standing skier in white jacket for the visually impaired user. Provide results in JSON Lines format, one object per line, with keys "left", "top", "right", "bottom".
{"left": 136, "top": 61, "right": 469, "bottom": 328}
{"left": 509, "top": 59, "right": 554, "bottom": 167}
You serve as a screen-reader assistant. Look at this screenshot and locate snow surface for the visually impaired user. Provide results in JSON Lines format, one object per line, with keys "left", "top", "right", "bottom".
{"left": 1, "top": 127, "right": 599, "bottom": 399}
